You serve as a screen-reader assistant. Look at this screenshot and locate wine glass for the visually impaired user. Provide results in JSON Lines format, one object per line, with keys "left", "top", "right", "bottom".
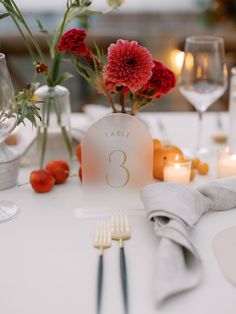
{"left": 179, "top": 36, "right": 227, "bottom": 155}
{"left": 0, "top": 53, "right": 18, "bottom": 222}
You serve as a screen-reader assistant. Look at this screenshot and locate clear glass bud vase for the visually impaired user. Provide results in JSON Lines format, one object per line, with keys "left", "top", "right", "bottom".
{"left": 82, "top": 113, "right": 153, "bottom": 210}
{"left": 34, "top": 85, "right": 72, "bottom": 167}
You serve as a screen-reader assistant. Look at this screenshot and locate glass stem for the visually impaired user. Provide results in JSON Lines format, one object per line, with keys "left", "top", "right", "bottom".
{"left": 196, "top": 110, "right": 204, "bottom": 152}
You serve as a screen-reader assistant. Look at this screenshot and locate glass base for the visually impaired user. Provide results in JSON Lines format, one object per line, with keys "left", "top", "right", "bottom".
{"left": 0, "top": 201, "right": 18, "bottom": 222}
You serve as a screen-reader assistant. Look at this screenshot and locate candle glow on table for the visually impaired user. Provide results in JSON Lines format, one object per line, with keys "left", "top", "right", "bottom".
{"left": 218, "top": 149, "right": 236, "bottom": 177}
{"left": 163, "top": 155, "right": 191, "bottom": 184}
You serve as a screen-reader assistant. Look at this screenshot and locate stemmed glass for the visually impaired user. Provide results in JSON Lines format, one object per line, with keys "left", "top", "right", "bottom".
{"left": 179, "top": 36, "right": 227, "bottom": 155}
{"left": 0, "top": 53, "right": 18, "bottom": 222}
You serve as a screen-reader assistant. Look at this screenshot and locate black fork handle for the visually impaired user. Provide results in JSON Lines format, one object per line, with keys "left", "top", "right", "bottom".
{"left": 120, "top": 246, "right": 129, "bottom": 314}
{"left": 97, "top": 254, "right": 103, "bottom": 314}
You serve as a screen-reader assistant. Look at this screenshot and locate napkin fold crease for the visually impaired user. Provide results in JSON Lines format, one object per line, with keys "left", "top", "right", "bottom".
{"left": 140, "top": 177, "right": 236, "bottom": 306}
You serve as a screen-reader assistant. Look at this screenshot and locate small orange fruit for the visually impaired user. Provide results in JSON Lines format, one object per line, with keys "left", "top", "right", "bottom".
{"left": 76, "top": 143, "right": 82, "bottom": 164}
{"left": 78, "top": 166, "right": 82, "bottom": 182}
{"left": 198, "top": 163, "right": 209, "bottom": 175}
{"left": 30, "top": 170, "right": 55, "bottom": 193}
{"left": 191, "top": 158, "right": 200, "bottom": 169}
{"left": 153, "top": 145, "right": 184, "bottom": 180}
{"left": 190, "top": 169, "right": 196, "bottom": 182}
{"left": 45, "top": 160, "right": 70, "bottom": 184}
{"left": 153, "top": 139, "right": 161, "bottom": 151}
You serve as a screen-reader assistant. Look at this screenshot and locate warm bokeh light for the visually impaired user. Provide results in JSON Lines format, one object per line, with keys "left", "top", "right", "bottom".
{"left": 184, "top": 52, "right": 194, "bottom": 72}
{"left": 170, "top": 49, "right": 185, "bottom": 74}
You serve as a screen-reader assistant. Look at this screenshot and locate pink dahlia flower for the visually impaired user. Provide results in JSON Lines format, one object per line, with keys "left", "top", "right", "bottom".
{"left": 104, "top": 39, "right": 154, "bottom": 92}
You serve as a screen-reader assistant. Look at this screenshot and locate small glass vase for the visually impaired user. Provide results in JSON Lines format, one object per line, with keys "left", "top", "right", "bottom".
{"left": 34, "top": 85, "right": 72, "bottom": 167}
{"left": 82, "top": 113, "right": 153, "bottom": 210}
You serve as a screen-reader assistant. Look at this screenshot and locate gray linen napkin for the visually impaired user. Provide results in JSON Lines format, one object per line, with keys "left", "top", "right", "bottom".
{"left": 140, "top": 177, "right": 236, "bottom": 306}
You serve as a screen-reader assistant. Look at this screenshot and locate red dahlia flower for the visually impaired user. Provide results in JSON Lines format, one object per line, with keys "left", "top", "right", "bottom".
{"left": 140, "top": 61, "right": 176, "bottom": 99}
{"left": 57, "top": 28, "right": 92, "bottom": 59}
{"left": 104, "top": 39, "right": 154, "bottom": 92}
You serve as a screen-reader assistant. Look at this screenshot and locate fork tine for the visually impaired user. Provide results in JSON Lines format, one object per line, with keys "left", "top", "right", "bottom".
{"left": 111, "top": 215, "right": 115, "bottom": 232}
{"left": 94, "top": 221, "right": 100, "bottom": 244}
{"left": 115, "top": 214, "right": 119, "bottom": 233}
{"left": 107, "top": 222, "right": 111, "bottom": 244}
{"left": 124, "top": 212, "right": 130, "bottom": 233}
{"left": 120, "top": 212, "right": 124, "bottom": 233}
{"left": 103, "top": 221, "right": 106, "bottom": 245}
{"left": 102, "top": 221, "right": 106, "bottom": 245}
{"left": 105, "top": 221, "right": 109, "bottom": 244}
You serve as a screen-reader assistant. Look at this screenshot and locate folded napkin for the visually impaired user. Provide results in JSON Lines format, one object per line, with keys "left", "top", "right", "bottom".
{"left": 140, "top": 177, "right": 236, "bottom": 306}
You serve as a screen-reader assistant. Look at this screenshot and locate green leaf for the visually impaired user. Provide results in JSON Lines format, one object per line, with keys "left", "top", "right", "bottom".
{"left": 0, "top": 12, "right": 11, "bottom": 19}
{"left": 36, "top": 19, "right": 49, "bottom": 35}
{"left": 107, "top": 0, "right": 124, "bottom": 8}
{"left": 36, "top": 18, "right": 53, "bottom": 48}
{"left": 48, "top": 53, "right": 62, "bottom": 86}
{"left": 55, "top": 72, "right": 74, "bottom": 85}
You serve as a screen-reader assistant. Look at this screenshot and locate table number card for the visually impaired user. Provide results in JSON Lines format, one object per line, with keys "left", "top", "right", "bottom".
{"left": 81, "top": 113, "right": 153, "bottom": 210}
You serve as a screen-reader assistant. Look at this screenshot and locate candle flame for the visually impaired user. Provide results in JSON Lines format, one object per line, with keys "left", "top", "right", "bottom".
{"left": 231, "top": 154, "right": 236, "bottom": 161}
{"left": 225, "top": 147, "right": 230, "bottom": 154}
{"left": 174, "top": 163, "right": 181, "bottom": 170}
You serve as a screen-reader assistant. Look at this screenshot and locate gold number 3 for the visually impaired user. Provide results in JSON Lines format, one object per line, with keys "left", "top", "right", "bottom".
{"left": 106, "top": 150, "right": 130, "bottom": 188}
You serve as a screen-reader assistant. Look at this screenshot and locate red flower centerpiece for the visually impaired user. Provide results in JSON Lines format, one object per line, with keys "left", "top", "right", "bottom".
{"left": 57, "top": 29, "right": 176, "bottom": 114}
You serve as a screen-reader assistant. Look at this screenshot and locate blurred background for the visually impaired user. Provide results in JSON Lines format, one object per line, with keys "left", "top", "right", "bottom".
{"left": 0, "top": 0, "right": 235, "bottom": 112}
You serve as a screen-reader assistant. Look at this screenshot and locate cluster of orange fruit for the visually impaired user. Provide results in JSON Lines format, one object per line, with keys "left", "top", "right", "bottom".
{"left": 153, "top": 139, "right": 209, "bottom": 182}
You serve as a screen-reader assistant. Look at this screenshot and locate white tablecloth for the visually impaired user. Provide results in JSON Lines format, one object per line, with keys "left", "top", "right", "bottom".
{"left": 1, "top": 112, "right": 235, "bottom": 314}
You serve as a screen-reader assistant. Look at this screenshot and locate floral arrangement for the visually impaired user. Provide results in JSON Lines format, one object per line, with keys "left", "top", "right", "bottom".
{"left": 201, "top": 0, "right": 236, "bottom": 25}
{"left": 0, "top": 0, "right": 123, "bottom": 87}
{"left": 0, "top": 0, "right": 123, "bottom": 165}
{"left": 57, "top": 29, "right": 176, "bottom": 114}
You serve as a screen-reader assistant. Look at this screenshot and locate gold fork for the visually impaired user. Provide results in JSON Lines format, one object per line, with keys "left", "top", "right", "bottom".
{"left": 111, "top": 212, "right": 131, "bottom": 314}
{"left": 93, "top": 220, "right": 112, "bottom": 314}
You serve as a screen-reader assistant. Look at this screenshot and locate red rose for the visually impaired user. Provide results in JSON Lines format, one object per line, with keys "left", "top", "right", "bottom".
{"left": 57, "top": 28, "right": 92, "bottom": 59}
{"left": 139, "top": 60, "right": 176, "bottom": 99}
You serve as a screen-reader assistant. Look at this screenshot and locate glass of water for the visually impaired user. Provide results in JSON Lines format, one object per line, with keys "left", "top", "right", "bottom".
{"left": 179, "top": 36, "right": 227, "bottom": 155}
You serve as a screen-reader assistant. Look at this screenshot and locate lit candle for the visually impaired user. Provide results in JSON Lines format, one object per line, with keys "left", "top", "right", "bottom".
{"left": 163, "top": 156, "right": 191, "bottom": 184}
{"left": 218, "top": 150, "right": 236, "bottom": 177}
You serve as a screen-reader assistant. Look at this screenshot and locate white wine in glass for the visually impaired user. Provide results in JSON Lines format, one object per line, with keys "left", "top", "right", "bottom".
{"left": 179, "top": 36, "right": 227, "bottom": 155}
{"left": 0, "top": 53, "right": 18, "bottom": 222}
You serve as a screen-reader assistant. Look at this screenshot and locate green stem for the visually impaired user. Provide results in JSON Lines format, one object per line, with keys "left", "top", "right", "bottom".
{"left": 46, "top": 96, "right": 52, "bottom": 126}
{"left": 120, "top": 89, "right": 126, "bottom": 113}
{"left": 131, "top": 100, "right": 152, "bottom": 115}
{"left": 39, "top": 126, "right": 47, "bottom": 168}
{"left": 10, "top": 0, "right": 45, "bottom": 62}
{"left": 47, "top": 6, "right": 71, "bottom": 86}
{"left": 61, "top": 125, "right": 72, "bottom": 158}
{"left": 53, "top": 95, "right": 62, "bottom": 125}
{"left": 106, "top": 93, "right": 117, "bottom": 113}
{"left": 0, "top": 1, "right": 37, "bottom": 61}
{"left": 53, "top": 90, "right": 72, "bottom": 158}
{"left": 39, "top": 94, "right": 51, "bottom": 167}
